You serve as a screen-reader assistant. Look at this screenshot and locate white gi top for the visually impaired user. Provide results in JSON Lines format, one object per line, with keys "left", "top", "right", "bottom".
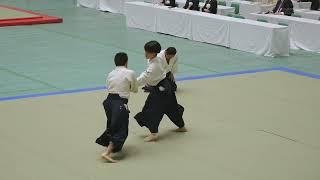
{"left": 158, "top": 50, "right": 178, "bottom": 74}
{"left": 137, "top": 56, "right": 166, "bottom": 87}
{"left": 107, "top": 66, "right": 138, "bottom": 99}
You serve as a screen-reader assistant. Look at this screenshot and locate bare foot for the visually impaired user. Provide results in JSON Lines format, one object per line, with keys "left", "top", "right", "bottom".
{"left": 175, "top": 127, "right": 187, "bottom": 132}
{"left": 101, "top": 154, "right": 118, "bottom": 163}
{"left": 144, "top": 134, "right": 158, "bottom": 142}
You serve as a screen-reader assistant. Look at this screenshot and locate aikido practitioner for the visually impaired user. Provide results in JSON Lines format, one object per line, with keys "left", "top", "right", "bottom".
{"left": 134, "top": 41, "right": 187, "bottom": 142}
{"left": 95, "top": 52, "right": 138, "bottom": 163}
{"left": 202, "top": 0, "right": 218, "bottom": 14}
{"left": 162, "top": 0, "right": 177, "bottom": 7}
{"left": 158, "top": 47, "right": 178, "bottom": 91}
{"left": 183, "top": 0, "right": 200, "bottom": 11}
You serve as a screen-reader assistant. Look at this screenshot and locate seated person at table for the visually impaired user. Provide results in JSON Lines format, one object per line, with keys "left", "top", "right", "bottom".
{"left": 162, "top": 0, "right": 177, "bottom": 7}
{"left": 202, "top": 0, "right": 218, "bottom": 14}
{"left": 183, "top": 0, "right": 200, "bottom": 11}
{"left": 272, "top": 0, "right": 294, "bottom": 16}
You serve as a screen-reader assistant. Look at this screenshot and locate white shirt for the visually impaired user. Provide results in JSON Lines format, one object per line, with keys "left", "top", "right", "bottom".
{"left": 107, "top": 66, "right": 138, "bottom": 99}
{"left": 158, "top": 50, "right": 178, "bottom": 74}
{"left": 137, "top": 56, "right": 166, "bottom": 86}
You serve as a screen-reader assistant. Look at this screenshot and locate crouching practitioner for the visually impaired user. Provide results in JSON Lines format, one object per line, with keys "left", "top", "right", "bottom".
{"left": 158, "top": 47, "right": 178, "bottom": 91}
{"left": 134, "top": 41, "right": 187, "bottom": 142}
{"left": 96, "top": 52, "right": 138, "bottom": 163}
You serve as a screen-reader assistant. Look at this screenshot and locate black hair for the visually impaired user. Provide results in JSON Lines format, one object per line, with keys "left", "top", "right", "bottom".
{"left": 166, "top": 47, "right": 177, "bottom": 55}
{"left": 114, "top": 52, "right": 128, "bottom": 66}
{"left": 144, "top": 41, "right": 161, "bottom": 54}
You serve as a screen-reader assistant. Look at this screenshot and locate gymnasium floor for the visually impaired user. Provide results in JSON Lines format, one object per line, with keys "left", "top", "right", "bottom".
{"left": 0, "top": 0, "right": 320, "bottom": 180}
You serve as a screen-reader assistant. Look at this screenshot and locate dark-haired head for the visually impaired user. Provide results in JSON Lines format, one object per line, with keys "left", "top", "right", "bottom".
{"left": 114, "top": 52, "right": 128, "bottom": 67}
{"left": 165, "top": 47, "right": 177, "bottom": 61}
{"left": 144, "top": 41, "right": 161, "bottom": 53}
{"left": 144, "top": 41, "right": 161, "bottom": 59}
{"left": 165, "top": 47, "right": 177, "bottom": 56}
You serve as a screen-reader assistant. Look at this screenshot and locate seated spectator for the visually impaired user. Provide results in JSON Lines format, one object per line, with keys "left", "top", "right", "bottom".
{"left": 162, "top": 0, "right": 177, "bottom": 7}
{"left": 272, "top": 0, "right": 294, "bottom": 16}
{"left": 202, "top": 0, "right": 218, "bottom": 14}
{"left": 183, "top": 0, "right": 200, "bottom": 11}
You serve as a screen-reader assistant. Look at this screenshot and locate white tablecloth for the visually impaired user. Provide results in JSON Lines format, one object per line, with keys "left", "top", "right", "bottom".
{"left": 292, "top": 1, "right": 312, "bottom": 9}
{"left": 125, "top": 2, "right": 289, "bottom": 57}
{"left": 228, "top": 17, "right": 289, "bottom": 56}
{"left": 125, "top": 2, "right": 157, "bottom": 31}
{"left": 190, "top": 11, "right": 230, "bottom": 47}
{"left": 295, "top": 9, "right": 320, "bottom": 20}
{"left": 250, "top": 13, "right": 320, "bottom": 53}
{"left": 77, "top": 0, "right": 151, "bottom": 13}
{"left": 156, "top": 7, "right": 193, "bottom": 39}
{"left": 227, "top": 0, "right": 274, "bottom": 18}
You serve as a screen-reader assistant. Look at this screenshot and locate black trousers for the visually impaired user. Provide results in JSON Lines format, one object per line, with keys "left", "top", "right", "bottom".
{"left": 135, "top": 79, "right": 185, "bottom": 133}
{"left": 96, "top": 94, "right": 129, "bottom": 153}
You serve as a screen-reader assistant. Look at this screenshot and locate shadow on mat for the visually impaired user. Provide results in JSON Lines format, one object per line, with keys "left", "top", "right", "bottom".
{"left": 112, "top": 145, "right": 141, "bottom": 160}
{"left": 138, "top": 129, "right": 188, "bottom": 142}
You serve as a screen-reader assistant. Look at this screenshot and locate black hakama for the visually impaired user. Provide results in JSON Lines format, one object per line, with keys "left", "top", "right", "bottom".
{"left": 96, "top": 94, "right": 129, "bottom": 153}
{"left": 134, "top": 78, "right": 185, "bottom": 133}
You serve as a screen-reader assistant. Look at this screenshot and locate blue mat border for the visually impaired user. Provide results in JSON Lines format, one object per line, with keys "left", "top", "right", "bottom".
{"left": 0, "top": 67, "right": 319, "bottom": 102}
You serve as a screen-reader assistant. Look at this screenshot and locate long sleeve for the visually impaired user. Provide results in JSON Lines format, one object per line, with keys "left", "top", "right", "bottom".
{"left": 137, "top": 66, "right": 153, "bottom": 87}
{"left": 129, "top": 72, "right": 138, "bottom": 93}
{"left": 137, "top": 57, "right": 166, "bottom": 87}
{"left": 169, "top": 56, "right": 178, "bottom": 74}
{"left": 171, "top": 60, "right": 178, "bottom": 75}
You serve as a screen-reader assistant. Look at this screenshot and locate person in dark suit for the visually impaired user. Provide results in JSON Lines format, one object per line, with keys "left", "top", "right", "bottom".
{"left": 183, "top": 0, "right": 200, "bottom": 11}
{"left": 162, "top": 0, "right": 177, "bottom": 7}
{"left": 202, "top": 0, "right": 218, "bottom": 14}
{"left": 272, "top": 0, "right": 294, "bottom": 16}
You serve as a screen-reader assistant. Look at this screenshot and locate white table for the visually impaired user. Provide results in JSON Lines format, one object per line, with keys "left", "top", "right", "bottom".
{"left": 77, "top": 0, "right": 148, "bottom": 13}
{"left": 125, "top": 2, "right": 157, "bottom": 31}
{"left": 189, "top": 11, "right": 230, "bottom": 47}
{"left": 125, "top": 2, "right": 290, "bottom": 57}
{"left": 250, "top": 13, "right": 320, "bottom": 53}
{"left": 227, "top": 0, "right": 274, "bottom": 18}
{"left": 295, "top": 9, "right": 320, "bottom": 20}
{"left": 175, "top": 0, "right": 235, "bottom": 15}
{"left": 292, "top": 1, "right": 312, "bottom": 9}
{"left": 228, "top": 17, "right": 289, "bottom": 56}
{"left": 216, "top": 5, "right": 236, "bottom": 15}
